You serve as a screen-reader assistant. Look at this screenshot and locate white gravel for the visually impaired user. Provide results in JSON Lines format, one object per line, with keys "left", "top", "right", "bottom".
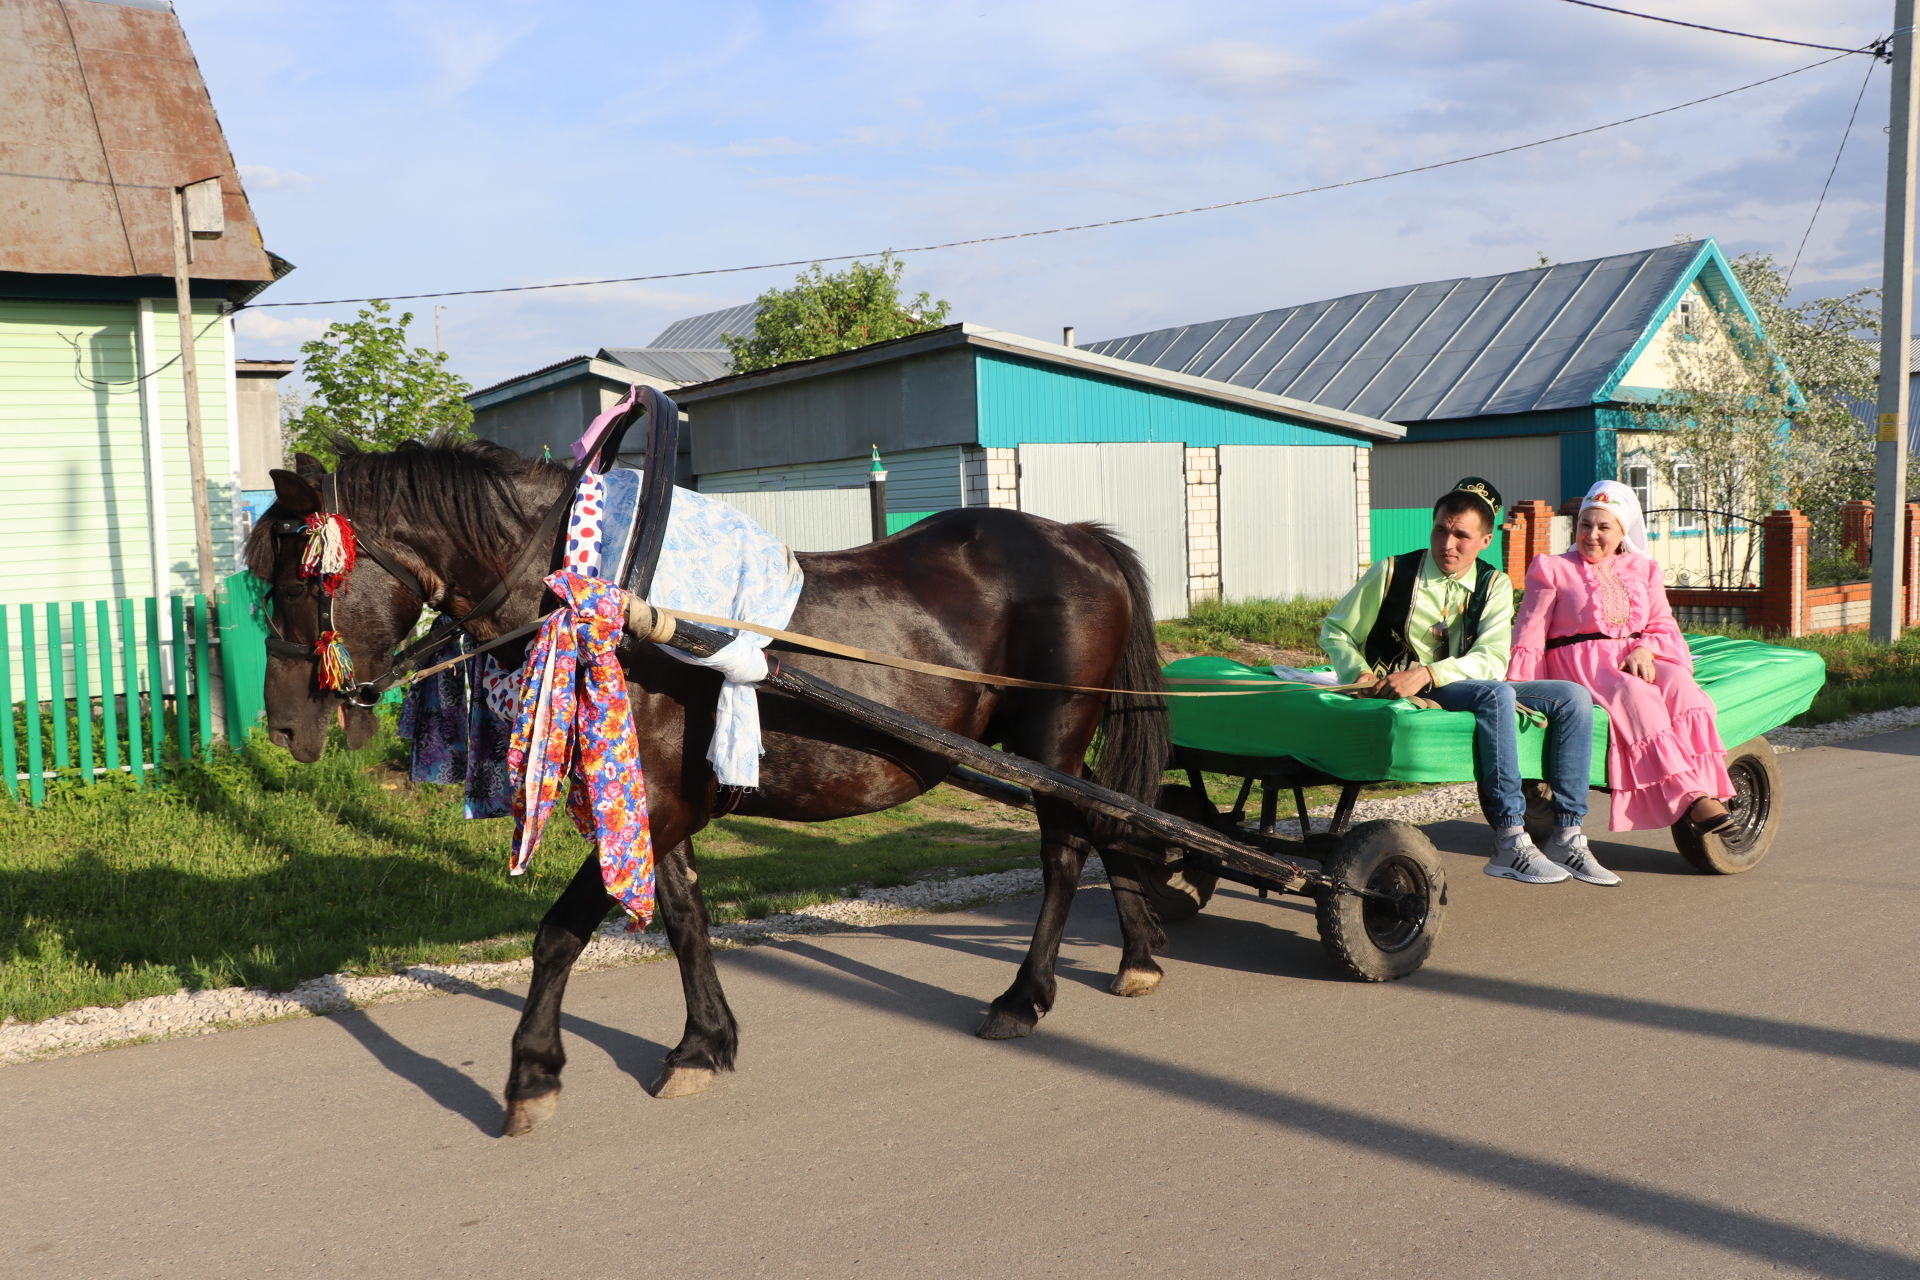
{"left": 8, "top": 704, "right": 1918, "bottom": 1068}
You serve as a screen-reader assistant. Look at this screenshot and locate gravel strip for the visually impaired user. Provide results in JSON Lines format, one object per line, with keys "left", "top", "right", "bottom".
{"left": 8, "top": 705, "right": 1917, "bottom": 1067}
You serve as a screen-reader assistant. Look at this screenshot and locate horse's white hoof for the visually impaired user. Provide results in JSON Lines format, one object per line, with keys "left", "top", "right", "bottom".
{"left": 1110, "top": 967, "right": 1163, "bottom": 997}
{"left": 501, "top": 1090, "right": 559, "bottom": 1137}
{"left": 651, "top": 1064, "right": 716, "bottom": 1099}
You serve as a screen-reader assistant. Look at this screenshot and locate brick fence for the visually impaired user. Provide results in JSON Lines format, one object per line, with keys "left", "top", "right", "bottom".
{"left": 1500, "top": 500, "right": 1920, "bottom": 637}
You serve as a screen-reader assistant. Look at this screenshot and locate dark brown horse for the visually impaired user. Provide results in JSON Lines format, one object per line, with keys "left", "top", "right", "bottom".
{"left": 250, "top": 441, "right": 1172, "bottom": 1136}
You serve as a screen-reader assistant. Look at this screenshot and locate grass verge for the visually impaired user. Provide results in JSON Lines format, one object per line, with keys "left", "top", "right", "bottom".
{"left": 0, "top": 724, "right": 1037, "bottom": 1025}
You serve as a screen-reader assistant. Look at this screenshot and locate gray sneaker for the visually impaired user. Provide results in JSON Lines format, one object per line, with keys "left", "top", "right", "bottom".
{"left": 1484, "top": 830, "right": 1571, "bottom": 884}
{"left": 1543, "top": 828, "right": 1621, "bottom": 886}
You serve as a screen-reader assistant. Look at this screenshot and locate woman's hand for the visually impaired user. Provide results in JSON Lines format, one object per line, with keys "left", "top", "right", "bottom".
{"left": 1621, "top": 645, "right": 1658, "bottom": 683}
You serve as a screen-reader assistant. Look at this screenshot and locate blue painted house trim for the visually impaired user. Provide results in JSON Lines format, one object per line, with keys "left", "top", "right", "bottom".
{"left": 974, "top": 352, "right": 1368, "bottom": 448}
{"left": 1593, "top": 238, "right": 1805, "bottom": 410}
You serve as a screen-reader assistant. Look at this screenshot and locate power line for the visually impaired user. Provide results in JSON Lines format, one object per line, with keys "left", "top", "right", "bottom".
{"left": 1788, "top": 53, "right": 1882, "bottom": 287}
{"left": 248, "top": 49, "right": 1859, "bottom": 311}
{"left": 1552, "top": 0, "right": 1882, "bottom": 57}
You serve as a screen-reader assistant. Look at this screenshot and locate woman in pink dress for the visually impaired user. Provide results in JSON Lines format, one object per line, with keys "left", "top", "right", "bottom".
{"left": 1508, "top": 480, "right": 1734, "bottom": 840}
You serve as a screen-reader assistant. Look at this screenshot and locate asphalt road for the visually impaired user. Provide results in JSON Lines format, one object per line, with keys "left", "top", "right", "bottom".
{"left": 4, "top": 729, "right": 1918, "bottom": 1279}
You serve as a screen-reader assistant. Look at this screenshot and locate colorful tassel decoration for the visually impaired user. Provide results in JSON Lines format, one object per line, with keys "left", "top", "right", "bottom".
{"left": 316, "top": 630, "right": 354, "bottom": 691}
{"left": 299, "top": 512, "right": 358, "bottom": 595}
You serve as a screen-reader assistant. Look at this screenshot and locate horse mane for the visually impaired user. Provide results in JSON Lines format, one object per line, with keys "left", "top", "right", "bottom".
{"left": 245, "top": 437, "right": 571, "bottom": 579}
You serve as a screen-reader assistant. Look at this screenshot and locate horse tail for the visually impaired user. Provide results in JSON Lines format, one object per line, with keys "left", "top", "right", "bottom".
{"left": 1078, "top": 523, "right": 1170, "bottom": 806}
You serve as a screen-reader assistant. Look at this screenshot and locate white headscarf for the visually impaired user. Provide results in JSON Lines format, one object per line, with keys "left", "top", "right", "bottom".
{"left": 1578, "top": 479, "right": 1649, "bottom": 557}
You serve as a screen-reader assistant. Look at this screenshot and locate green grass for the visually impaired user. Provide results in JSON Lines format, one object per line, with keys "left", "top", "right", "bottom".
{"left": 1156, "top": 596, "right": 1337, "bottom": 656}
{"left": 0, "top": 724, "right": 1038, "bottom": 1025}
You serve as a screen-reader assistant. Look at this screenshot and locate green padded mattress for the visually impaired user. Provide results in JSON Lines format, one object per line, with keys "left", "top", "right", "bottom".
{"left": 1163, "top": 635, "right": 1827, "bottom": 787}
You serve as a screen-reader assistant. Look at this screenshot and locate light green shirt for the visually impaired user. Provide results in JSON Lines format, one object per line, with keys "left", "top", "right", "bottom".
{"left": 1319, "top": 554, "right": 1513, "bottom": 688}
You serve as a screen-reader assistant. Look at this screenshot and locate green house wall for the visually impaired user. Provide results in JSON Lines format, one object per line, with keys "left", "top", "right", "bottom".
{"left": 0, "top": 296, "right": 237, "bottom": 608}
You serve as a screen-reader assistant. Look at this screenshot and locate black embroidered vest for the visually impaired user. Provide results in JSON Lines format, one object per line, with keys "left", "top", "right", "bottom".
{"left": 1362, "top": 550, "right": 1501, "bottom": 674}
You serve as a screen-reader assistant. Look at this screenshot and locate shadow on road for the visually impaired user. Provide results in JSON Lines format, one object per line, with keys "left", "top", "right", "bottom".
{"left": 733, "top": 934, "right": 1919, "bottom": 1279}
{"left": 1415, "top": 969, "right": 1920, "bottom": 1072}
{"left": 321, "top": 983, "right": 668, "bottom": 1135}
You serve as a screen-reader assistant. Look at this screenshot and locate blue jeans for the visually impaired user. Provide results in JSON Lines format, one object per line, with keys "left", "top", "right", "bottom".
{"left": 1428, "top": 679, "right": 1592, "bottom": 830}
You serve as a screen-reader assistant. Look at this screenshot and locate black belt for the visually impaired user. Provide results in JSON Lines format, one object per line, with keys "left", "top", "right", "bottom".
{"left": 1546, "top": 630, "right": 1642, "bottom": 650}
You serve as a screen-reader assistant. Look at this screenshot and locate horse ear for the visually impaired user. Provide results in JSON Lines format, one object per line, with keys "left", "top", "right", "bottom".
{"left": 293, "top": 451, "right": 327, "bottom": 479}
{"left": 270, "top": 468, "right": 321, "bottom": 515}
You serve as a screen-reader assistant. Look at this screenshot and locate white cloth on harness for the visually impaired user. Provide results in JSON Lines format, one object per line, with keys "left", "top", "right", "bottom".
{"left": 479, "top": 467, "right": 803, "bottom": 790}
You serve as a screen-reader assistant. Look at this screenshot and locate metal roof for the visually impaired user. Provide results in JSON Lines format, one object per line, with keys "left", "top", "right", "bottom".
{"left": 598, "top": 347, "right": 732, "bottom": 384}
{"left": 1086, "top": 241, "right": 1713, "bottom": 423}
{"left": 0, "top": 0, "right": 276, "bottom": 290}
{"left": 648, "top": 302, "right": 760, "bottom": 350}
{"left": 675, "top": 322, "right": 1405, "bottom": 442}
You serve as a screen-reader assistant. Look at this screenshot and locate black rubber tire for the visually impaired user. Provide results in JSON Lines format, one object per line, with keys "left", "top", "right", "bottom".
{"left": 1136, "top": 784, "right": 1222, "bottom": 923}
{"left": 1670, "top": 736, "right": 1781, "bottom": 875}
{"left": 1315, "top": 820, "right": 1446, "bottom": 982}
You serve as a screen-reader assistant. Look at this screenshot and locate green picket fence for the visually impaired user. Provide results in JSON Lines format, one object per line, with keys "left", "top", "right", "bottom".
{"left": 2, "top": 571, "right": 270, "bottom": 806}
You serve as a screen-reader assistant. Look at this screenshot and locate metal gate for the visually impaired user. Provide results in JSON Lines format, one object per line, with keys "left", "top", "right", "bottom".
{"left": 1218, "top": 446, "right": 1360, "bottom": 599}
{"left": 1016, "top": 443, "right": 1187, "bottom": 619}
{"left": 699, "top": 488, "right": 871, "bottom": 552}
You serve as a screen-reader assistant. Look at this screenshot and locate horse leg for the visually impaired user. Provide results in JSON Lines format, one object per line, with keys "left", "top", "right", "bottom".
{"left": 1096, "top": 846, "right": 1168, "bottom": 997}
{"left": 502, "top": 852, "right": 612, "bottom": 1137}
{"left": 648, "top": 837, "right": 739, "bottom": 1100}
{"left": 977, "top": 797, "right": 1092, "bottom": 1039}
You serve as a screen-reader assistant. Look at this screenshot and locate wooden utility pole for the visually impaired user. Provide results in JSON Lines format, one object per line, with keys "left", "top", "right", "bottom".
{"left": 1872, "top": 2, "right": 1916, "bottom": 642}
{"left": 169, "top": 179, "right": 222, "bottom": 604}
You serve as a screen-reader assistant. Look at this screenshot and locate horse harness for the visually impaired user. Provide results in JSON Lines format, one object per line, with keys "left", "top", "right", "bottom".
{"left": 263, "top": 389, "right": 681, "bottom": 708}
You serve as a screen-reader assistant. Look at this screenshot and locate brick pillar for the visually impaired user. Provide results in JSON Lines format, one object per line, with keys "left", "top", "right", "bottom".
{"left": 1905, "top": 504, "right": 1920, "bottom": 628}
{"left": 1502, "top": 499, "right": 1554, "bottom": 589}
{"left": 1183, "top": 446, "right": 1221, "bottom": 609}
{"left": 1756, "top": 508, "right": 1809, "bottom": 636}
{"left": 1841, "top": 499, "right": 1874, "bottom": 566}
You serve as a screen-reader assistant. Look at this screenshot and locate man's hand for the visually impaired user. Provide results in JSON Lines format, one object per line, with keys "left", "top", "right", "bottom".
{"left": 1621, "top": 645, "right": 1657, "bottom": 683}
{"left": 1367, "top": 666, "right": 1433, "bottom": 699}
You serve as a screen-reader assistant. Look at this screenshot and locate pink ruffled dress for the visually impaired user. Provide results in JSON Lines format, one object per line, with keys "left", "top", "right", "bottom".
{"left": 1508, "top": 548, "right": 1733, "bottom": 831}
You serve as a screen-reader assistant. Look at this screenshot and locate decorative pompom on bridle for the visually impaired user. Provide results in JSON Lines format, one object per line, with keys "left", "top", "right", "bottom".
{"left": 299, "top": 512, "right": 358, "bottom": 596}
{"left": 316, "top": 630, "right": 355, "bottom": 691}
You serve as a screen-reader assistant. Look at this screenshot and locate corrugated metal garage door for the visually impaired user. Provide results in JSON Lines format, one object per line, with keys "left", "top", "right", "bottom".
{"left": 703, "top": 488, "right": 871, "bottom": 552}
{"left": 1368, "top": 435, "right": 1559, "bottom": 510}
{"left": 1016, "top": 442, "right": 1186, "bottom": 619}
{"left": 1218, "top": 446, "right": 1360, "bottom": 600}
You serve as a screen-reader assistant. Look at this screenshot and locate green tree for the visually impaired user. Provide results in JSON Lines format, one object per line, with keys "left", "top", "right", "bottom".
{"left": 283, "top": 299, "right": 474, "bottom": 464}
{"left": 722, "top": 254, "right": 951, "bottom": 374}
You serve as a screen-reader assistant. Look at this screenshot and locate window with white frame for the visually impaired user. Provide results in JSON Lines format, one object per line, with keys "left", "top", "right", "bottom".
{"left": 1620, "top": 459, "right": 1652, "bottom": 514}
{"left": 1671, "top": 463, "right": 1701, "bottom": 528}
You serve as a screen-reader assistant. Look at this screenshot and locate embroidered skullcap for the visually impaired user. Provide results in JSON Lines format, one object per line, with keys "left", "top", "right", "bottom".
{"left": 1578, "top": 479, "right": 1649, "bottom": 556}
{"left": 1442, "top": 476, "right": 1502, "bottom": 526}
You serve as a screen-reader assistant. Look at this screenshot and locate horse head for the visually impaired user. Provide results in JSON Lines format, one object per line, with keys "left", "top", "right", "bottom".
{"left": 250, "top": 452, "right": 425, "bottom": 762}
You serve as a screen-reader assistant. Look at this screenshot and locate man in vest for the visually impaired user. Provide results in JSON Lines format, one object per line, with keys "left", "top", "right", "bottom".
{"left": 1319, "top": 478, "right": 1611, "bottom": 885}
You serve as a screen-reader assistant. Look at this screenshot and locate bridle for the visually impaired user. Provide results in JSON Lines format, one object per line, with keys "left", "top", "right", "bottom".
{"left": 262, "top": 388, "right": 679, "bottom": 708}
{"left": 261, "top": 466, "right": 575, "bottom": 706}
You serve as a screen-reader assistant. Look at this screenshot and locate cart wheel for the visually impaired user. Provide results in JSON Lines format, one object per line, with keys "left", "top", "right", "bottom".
{"left": 1316, "top": 820, "right": 1445, "bottom": 982}
{"left": 1136, "top": 785, "right": 1221, "bottom": 923}
{"left": 1670, "top": 737, "right": 1781, "bottom": 875}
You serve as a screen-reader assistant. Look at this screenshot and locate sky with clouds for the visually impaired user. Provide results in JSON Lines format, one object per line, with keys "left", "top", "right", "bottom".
{"left": 180, "top": 0, "right": 1899, "bottom": 391}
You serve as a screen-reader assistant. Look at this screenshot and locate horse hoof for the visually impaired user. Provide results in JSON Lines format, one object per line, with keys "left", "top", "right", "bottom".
{"left": 501, "top": 1089, "right": 559, "bottom": 1137}
{"left": 650, "top": 1064, "right": 716, "bottom": 1100}
{"left": 976, "top": 1009, "right": 1036, "bottom": 1040}
{"left": 1110, "top": 966, "right": 1163, "bottom": 998}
